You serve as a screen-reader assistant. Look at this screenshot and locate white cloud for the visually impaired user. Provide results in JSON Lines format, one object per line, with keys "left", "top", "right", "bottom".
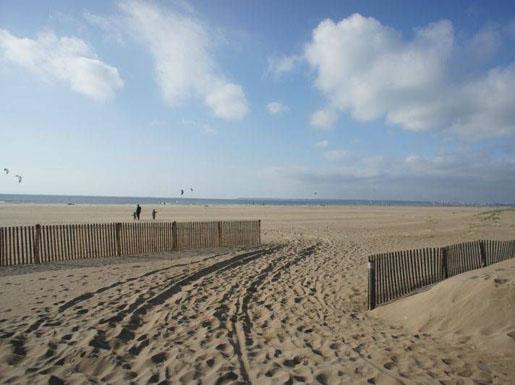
{"left": 310, "top": 108, "right": 338, "bottom": 129}
{"left": 263, "top": 150, "right": 515, "bottom": 202}
{"left": 0, "top": 29, "right": 123, "bottom": 101}
{"left": 120, "top": 1, "right": 248, "bottom": 120}
{"left": 267, "top": 54, "right": 302, "bottom": 77}
{"left": 324, "top": 149, "right": 348, "bottom": 161}
{"left": 267, "top": 101, "right": 289, "bottom": 115}
{"left": 83, "top": 11, "right": 125, "bottom": 44}
{"left": 205, "top": 81, "right": 248, "bottom": 120}
{"left": 304, "top": 14, "right": 515, "bottom": 138}
{"left": 315, "top": 140, "right": 329, "bottom": 149}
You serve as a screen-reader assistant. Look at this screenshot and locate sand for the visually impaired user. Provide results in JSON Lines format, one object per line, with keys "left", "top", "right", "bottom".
{"left": 371, "top": 258, "right": 515, "bottom": 356}
{"left": 0, "top": 204, "right": 514, "bottom": 384}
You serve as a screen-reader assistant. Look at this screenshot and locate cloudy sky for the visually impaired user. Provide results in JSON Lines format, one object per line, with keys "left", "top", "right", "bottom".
{"left": 1, "top": 0, "right": 515, "bottom": 203}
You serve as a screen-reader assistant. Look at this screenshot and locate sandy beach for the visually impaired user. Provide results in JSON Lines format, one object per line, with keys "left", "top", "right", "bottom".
{"left": 0, "top": 204, "right": 514, "bottom": 384}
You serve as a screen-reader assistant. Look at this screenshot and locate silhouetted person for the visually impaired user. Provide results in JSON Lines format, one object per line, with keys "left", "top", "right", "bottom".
{"left": 152, "top": 209, "right": 157, "bottom": 220}
{"left": 136, "top": 204, "right": 142, "bottom": 220}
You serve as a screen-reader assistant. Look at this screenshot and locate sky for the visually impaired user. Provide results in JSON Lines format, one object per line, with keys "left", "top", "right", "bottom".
{"left": 1, "top": 0, "right": 515, "bottom": 203}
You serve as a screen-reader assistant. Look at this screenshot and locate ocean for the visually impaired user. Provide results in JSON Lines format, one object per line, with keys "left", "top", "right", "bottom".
{"left": 0, "top": 194, "right": 508, "bottom": 207}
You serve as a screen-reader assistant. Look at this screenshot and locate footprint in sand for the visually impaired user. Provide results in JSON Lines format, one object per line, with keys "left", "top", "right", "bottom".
{"left": 48, "top": 375, "right": 65, "bottom": 385}
{"left": 383, "top": 361, "right": 395, "bottom": 370}
{"left": 151, "top": 352, "right": 167, "bottom": 364}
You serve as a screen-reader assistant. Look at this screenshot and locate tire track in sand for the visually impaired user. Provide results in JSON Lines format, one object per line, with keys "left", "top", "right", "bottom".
{"left": 213, "top": 243, "right": 319, "bottom": 384}
{"left": 1, "top": 247, "right": 278, "bottom": 378}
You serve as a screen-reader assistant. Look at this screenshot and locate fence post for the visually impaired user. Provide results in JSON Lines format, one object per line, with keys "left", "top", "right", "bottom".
{"left": 172, "top": 221, "right": 178, "bottom": 251}
{"left": 258, "top": 220, "right": 261, "bottom": 245}
{"left": 217, "top": 221, "right": 223, "bottom": 248}
{"left": 441, "top": 247, "right": 448, "bottom": 279}
{"left": 479, "top": 240, "right": 486, "bottom": 267}
{"left": 0, "top": 227, "right": 3, "bottom": 266}
{"left": 33, "top": 224, "right": 41, "bottom": 264}
{"left": 115, "top": 223, "right": 122, "bottom": 256}
{"left": 368, "top": 256, "right": 376, "bottom": 310}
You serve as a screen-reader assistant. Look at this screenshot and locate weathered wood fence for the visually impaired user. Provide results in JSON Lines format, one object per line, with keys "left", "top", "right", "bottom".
{"left": 368, "top": 239, "right": 515, "bottom": 310}
{"left": 0, "top": 220, "right": 261, "bottom": 266}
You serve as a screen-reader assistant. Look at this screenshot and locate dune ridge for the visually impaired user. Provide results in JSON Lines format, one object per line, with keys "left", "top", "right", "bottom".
{"left": 371, "top": 258, "right": 515, "bottom": 356}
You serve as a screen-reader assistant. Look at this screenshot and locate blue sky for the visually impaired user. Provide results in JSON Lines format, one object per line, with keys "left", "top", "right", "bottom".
{"left": 1, "top": 0, "right": 515, "bottom": 203}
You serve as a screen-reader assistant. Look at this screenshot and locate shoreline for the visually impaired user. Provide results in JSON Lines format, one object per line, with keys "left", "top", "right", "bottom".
{"left": 1, "top": 193, "right": 512, "bottom": 208}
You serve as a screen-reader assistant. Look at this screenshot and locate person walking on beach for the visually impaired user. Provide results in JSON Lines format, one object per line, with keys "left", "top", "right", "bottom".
{"left": 136, "top": 204, "right": 142, "bottom": 220}
{"left": 152, "top": 209, "right": 157, "bottom": 220}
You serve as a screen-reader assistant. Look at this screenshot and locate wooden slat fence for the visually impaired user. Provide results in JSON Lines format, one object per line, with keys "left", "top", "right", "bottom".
{"left": 368, "top": 239, "right": 515, "bottom": 310}
{"left": 0, "top": 220, "right": 261, "bottom": 267}
{"left": 371, "top": 248, "right": 442, "bottom": 307}
{"left": 176, "top": 221, "right": 219, "bottom": 250}
{"left": 483, "top": 239, "right": 515, "bottom": 265}
{"left": 220, "top": 220, "right": 260, "bottom": 248}
{"left": 445, "top": 240, "right": 482, "bottom": 277}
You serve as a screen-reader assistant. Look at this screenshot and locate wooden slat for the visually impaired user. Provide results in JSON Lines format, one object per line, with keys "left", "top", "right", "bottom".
{"left": 375, "top": 255, "right": 381, "bottom": 304}
{"left": 408, "top": 249, "right": 415, "bottom": 291}
{"left": 6, "top": 227, "right": 11, "bottom": 265}
{"left": 102, "top": 223, "right": 107, "bottom": 257}
{"left": 53, "top": 225, "right": 59, "bottom": 261}
{"left": 89, "top": 224, "right": 95, "bottom": 258}
{"left": 2, "top": 227, "right": 7, "bottom": 266}
{"left": 7, "top": 227, "right": 11, "bottom": 265}
{"left": 63, "top": 224, "right": 69, "bottom": 261}
{"left": 20, "top": 226, "right": 26, "bottom": 265}
{"left": 426, "top": 248, "right": 432, "bottom": 285}
{"left": 28, "top": 226, "right": 34, "bottom": 264}
{"left": 75, "top": 225, "right": 80, "bottom": 259}
{"left": 130, "top": 223, "right": 135, "bottom": 255}
{"left": 95, "top": 223, "right": 101, "bottom": 258}
{"left": 58, "top": 225, "right": 64, "bottom": 261}
{"left": 384, "top": 253, "right": 391, "bottom": 303}
{"left": 420, "top": 248, "right": 427, "bottom": 286}
{"left": 14, "top": 226, "right": 19, "bottom": 265}
{"left": 11, "top": 226, "right": 15, "bottom": 265}
{"left": 94, "top": 223, "right": 99, "bottom": 258}
{"left": 46, "top": 225, "right": 51, "bottom": 262}
{"left": 0, "top": 227, "right": 4, "bottom": 266}
{"left": 96, "top": 224, "right": 102, "bottom": 258}
{"left": 422, "top": 247, "right": 431, "bottom": 286}
{"left": 410, "top": 249, "right": 417, "bottom": 289}
{"left": 99, "top": 224, "right": 104, "bottom": 257}
{"left": 100, "top": 224, "right": 105, "bottom": 257}
{"left": 396, "top": 253, "right": 405, "bottom": 298}
{"left": 14, "top": 226, "right": 20, "bottom": 265}
{"left": 381, "top": 254, "right": 386, "bottom": 304}
{"left": 396, "top": 253, "right": 405, "bottom": 299}
{"left": 83, "top": 224, "right": 89, "bottom": 259}
{"left": 128, "top": 223, "right": 132, "bottom": 255}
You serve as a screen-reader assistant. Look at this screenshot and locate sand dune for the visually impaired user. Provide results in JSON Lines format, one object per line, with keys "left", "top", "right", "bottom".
{"left": 1, "top": 205, "right": 514, "bottom": 384}
{"left": 371, "top": 258, "right": 515, "bottom": 356}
